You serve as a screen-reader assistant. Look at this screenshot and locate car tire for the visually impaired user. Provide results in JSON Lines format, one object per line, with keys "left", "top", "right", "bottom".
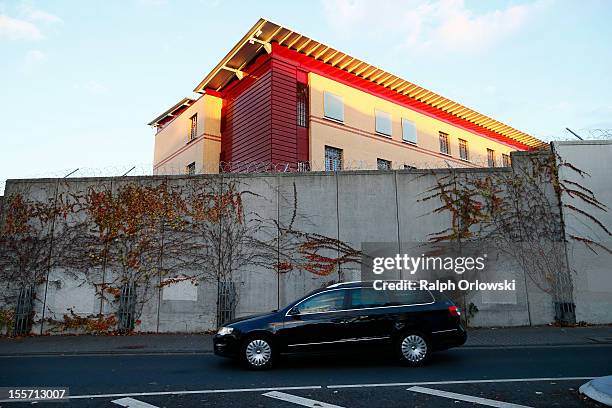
{"left": 241, "top": 335, "right": 274, "bottom": 370}
{"left": 397, "top": 332, "right": 430, "bottom": 366}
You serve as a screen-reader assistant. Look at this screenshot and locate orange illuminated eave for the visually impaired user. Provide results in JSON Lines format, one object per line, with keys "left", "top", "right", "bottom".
{"left": 148, "top": 97, "right": 195, "bottom": 128}
{"left": 194, "top": 18, "right": 546, "bottom": 150}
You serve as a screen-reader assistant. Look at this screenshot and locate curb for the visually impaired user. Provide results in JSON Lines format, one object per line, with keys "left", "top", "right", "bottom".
{"left": 579, "top": 376, "right": 612, "bottom": 407}
{"left": 0, "top": 350, "right": 214, "bottom": 357}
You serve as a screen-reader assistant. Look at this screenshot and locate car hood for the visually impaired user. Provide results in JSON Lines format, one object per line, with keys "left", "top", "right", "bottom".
{"left": 226, "top": 310, "right": 279, "bottom": 326}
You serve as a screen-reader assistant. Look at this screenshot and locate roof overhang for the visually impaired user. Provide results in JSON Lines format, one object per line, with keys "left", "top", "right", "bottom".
{"left": 192, "top": 18, "right": 546, "bottom": 149}
{"left": 148, "top": 97, "right": 195, "bottom": 127}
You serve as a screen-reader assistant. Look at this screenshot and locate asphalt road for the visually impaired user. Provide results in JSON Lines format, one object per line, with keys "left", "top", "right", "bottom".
{"left": 0, "top": 345, "right": 610, "bottom": 407}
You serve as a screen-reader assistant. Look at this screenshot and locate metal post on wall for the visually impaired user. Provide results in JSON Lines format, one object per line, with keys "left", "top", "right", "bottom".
{"left": 39, "top": 169, "right": 79, "bottom": 334}
{"left": 276, "top": 173, "right": 280, "bottom": 310}
{"left": 39, "top": 178, "right": 60, "bottom": 335}
{"left": 155, "top": 177, "right": 169, "bottom": 333}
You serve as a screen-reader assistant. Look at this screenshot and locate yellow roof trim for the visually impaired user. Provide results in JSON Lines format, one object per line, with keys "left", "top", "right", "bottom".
{"left": 191, "top": 18, "right": 546, "bottom": 149}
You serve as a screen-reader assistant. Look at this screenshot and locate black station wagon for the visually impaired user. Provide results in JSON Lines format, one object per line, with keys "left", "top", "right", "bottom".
{"left": 213, "top": 281, "right": 466, "bottom": 369}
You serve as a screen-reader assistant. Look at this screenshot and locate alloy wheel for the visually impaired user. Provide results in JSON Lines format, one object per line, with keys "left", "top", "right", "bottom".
{"left": 245, "top": 339, "right": 272, "bottom": 367}
{"left": 401, "top": 334, "right": 428, "bottom": 363}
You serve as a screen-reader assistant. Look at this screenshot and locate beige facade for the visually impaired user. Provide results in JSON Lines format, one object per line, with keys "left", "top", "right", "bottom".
{"left": 308, "top": 73, "right": 516, "bottom": 170}
{"left": 153, "top": 94, "right": 222, "bottom": 175}
{"left": 153, "top": 74, "right": 518, "bottom": 173}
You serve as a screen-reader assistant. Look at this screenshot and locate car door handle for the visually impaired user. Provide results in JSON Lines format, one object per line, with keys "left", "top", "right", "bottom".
{"left": 331, "top": 318, "right": 349, "bottom": 324}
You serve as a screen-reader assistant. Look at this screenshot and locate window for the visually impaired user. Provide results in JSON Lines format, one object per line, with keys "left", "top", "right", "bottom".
{"left": 186, "top": 162, "right": 196, "bottom": 175}
{"left": 297, "top": 290, "right": 346, "bottom": 314}
{"left": 439, "top": 132, "right": 450, "bottom": 155}
{"left": 375, "top": 110, "right": 392, "bottom": 136}
{"left": 324, "top": 91, "right": 344, "bottom": 122}
{"left": 325, "top": 146, "right": 343, "bottom": 171}
{"left": 189, "top": 114, "right": 198, "bottom": 141}
{"left": 487, "top": 149, "right": 496, "bottom": 167}
{"left": 502, "top": 153, "right": 511, "bottom": 167}
{"left": 401, "top": 118, "right": 417, "bottom": 144}
{"left": 377, "top": 158, "right": 392, "bottom": 170}
{"left": 403, "top": 164, "right": 417, "bottom": 170}
{"left": 297, "top": 83, "right": 308, "bottom": 128}
{"left": 297, "top": 161, "right": 310, "bottom": 172}
{"left": 349, "top": 288, "right": 388, "bottom": 309}
{"left": 388, "top": 289, "right": 433, "bottom": 306}
{"left": 459, "top": 138, "right": 469, "bottom": 161}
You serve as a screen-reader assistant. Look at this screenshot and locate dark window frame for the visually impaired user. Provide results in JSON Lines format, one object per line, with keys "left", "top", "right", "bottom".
{"left": 439, "top": 132, "right": 450, "bottom": 155}
{"left": 325, "top": 145, "right": 343, "bottom": 171}
{"left": 377, "top": 158, "right": 392, "bottom": 170}
{"left": 502, "top": 153, "right": 511, "bottom": 167}
{"left": 297, "top": 83, "right": 309, "bottom": 128}
{"left": 186, "top": 162, "right": 196, "bottom": 175}
{"left": 458, "top": 138, "right": 469, "bottom": 161}
{"left": 487, "top": 148, "right": 496, "bottom": 167}
{"left": 189, "top": 113, "right": 198, "bottom": 142}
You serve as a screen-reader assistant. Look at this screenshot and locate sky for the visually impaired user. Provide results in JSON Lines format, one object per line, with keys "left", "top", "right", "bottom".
{"left": 1, "top": 0, "right": 611, "bottom": 193}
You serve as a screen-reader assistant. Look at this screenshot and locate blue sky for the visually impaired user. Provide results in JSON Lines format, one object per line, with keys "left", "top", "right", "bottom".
{"left": 1, "top": 0, "right": 611, "bottom": 193}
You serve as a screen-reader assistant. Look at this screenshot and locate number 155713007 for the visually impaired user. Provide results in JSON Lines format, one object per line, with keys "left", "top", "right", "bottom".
{"left": 1, "top": 387, "right": 69, "bottom": 401}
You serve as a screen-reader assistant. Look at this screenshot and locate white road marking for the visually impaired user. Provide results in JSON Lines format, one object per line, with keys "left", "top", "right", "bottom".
{"left": 263, "top": 391, "right": 346, "bottom": 408}
{"left": 112, "top": 397, "right": 160, "bottom": 408}
{"left": 0, "top": 377, "right": 594, "bottom": 403}
{"left": 408, "top": 386, "right": 532, "bottom": 408}
{"left": 327, "top": 376, "right": 594, "bottom": 389}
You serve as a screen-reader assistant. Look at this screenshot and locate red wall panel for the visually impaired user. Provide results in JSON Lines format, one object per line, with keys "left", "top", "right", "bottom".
{"left": 221, "top": 57, "right": 273, "bottom": 165}
{"left": 220, "top": 51, "right": 309, "bottom": 169}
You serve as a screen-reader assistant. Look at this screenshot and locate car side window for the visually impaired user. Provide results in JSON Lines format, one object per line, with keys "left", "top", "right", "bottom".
{"left": 297, "top": 290, "right": 346, "bottom": 314}
{"left": 388, "top": 289, "right": 434, "bottom": 306}
{"left": 349, "top": 288, "right": 389, "bottom": 309}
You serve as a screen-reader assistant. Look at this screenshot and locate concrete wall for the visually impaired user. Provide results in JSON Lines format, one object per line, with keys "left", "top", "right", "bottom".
{"left": 554, "top": 141, "right": 612, "bottom": 324}
{"left": 2, "top": 144, "right": 610, "bottom": 333}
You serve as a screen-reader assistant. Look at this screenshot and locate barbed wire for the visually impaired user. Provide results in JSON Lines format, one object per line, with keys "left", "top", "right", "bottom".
{"left": 3, "top": 131, "right": 610, "bottom": 195}
{"left": 1, "top": 158, "right": 511, "bottom": 196}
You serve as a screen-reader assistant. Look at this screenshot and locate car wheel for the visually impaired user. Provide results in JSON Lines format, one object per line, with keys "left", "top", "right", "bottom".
{"left": 242, "top": 336, "right": 274, "bottom": 369}
{"left": 398, "top": 332, "right": 430, "bottom": 366}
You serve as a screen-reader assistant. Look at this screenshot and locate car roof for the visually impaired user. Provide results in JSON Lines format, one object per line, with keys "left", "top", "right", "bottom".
{"left": 325, "top": 281, "right": 377, "bottom": 289}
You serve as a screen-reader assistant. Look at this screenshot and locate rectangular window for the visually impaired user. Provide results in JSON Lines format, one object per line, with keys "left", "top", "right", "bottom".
{"left": 377, "top": 158, "right": 392, "bottom": 170}
{"left": 186, "top": 162, "right": 196, "bottom": 175}
{"left": 403, "top": 164, "right": 417, "bottom": 170}
{"left": 297, "top": 161, "right": 310, "bottom": 172}
{"left": 375, "top": 110, "right": 392, "bottom": 137}
{"left": 189, "top": 114, "right": 198, "bottom": 141}
{"left": 487, "top": 149, "right": 496, "bottom": 167}
{"left": 297, "top": 83, "right": 308, "bottom": 128}
{"left": 349, "top": 288, "right": 388, "bottom": 309}
{"left": 324, "top": 91, "right": 344, "bottom": 122}
{"left": 439, "top": 132, "right": 450, "bottom": 155}
{"left": 401, "top": 118, "right": 417, "bottom": 144}
{"left": 502, "top": 153, "right": 511, "bottom": 167}
{"left": 459, "top": 138, "right": 469, "bottom": 161}
{"left": 325, "top": 146, "right": 343, "bottom": 171}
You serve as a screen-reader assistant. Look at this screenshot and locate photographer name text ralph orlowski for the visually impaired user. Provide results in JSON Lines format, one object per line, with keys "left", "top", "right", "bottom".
{"left": 373, "top": 279, "right": 516, "bottom": 292}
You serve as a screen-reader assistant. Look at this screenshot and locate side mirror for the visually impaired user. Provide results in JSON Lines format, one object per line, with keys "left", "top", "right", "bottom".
{"left": 288, "top": 306, "right": 300, "bottom": 316}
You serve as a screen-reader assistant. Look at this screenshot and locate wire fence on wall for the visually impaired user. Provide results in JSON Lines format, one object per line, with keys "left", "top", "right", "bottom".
{"left": 1, "top": 157, "right": 513, "bottom": 196}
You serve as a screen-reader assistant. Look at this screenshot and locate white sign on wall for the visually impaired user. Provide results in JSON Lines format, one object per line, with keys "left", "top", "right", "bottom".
{"left": 162, "top": 279, "right": 198, "bottom": 301}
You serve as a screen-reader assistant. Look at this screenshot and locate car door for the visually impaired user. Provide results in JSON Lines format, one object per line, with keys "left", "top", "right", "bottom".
{"left": 343, "top": 288, "right": 395, "bottom": 343}
{"left": 279, "top": 289, "right": 351, "bottom": 351}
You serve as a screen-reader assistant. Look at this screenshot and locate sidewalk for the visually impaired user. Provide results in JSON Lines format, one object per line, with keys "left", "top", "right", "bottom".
{"left": 0, "top": 326, "right": 611, "bottom": 356}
